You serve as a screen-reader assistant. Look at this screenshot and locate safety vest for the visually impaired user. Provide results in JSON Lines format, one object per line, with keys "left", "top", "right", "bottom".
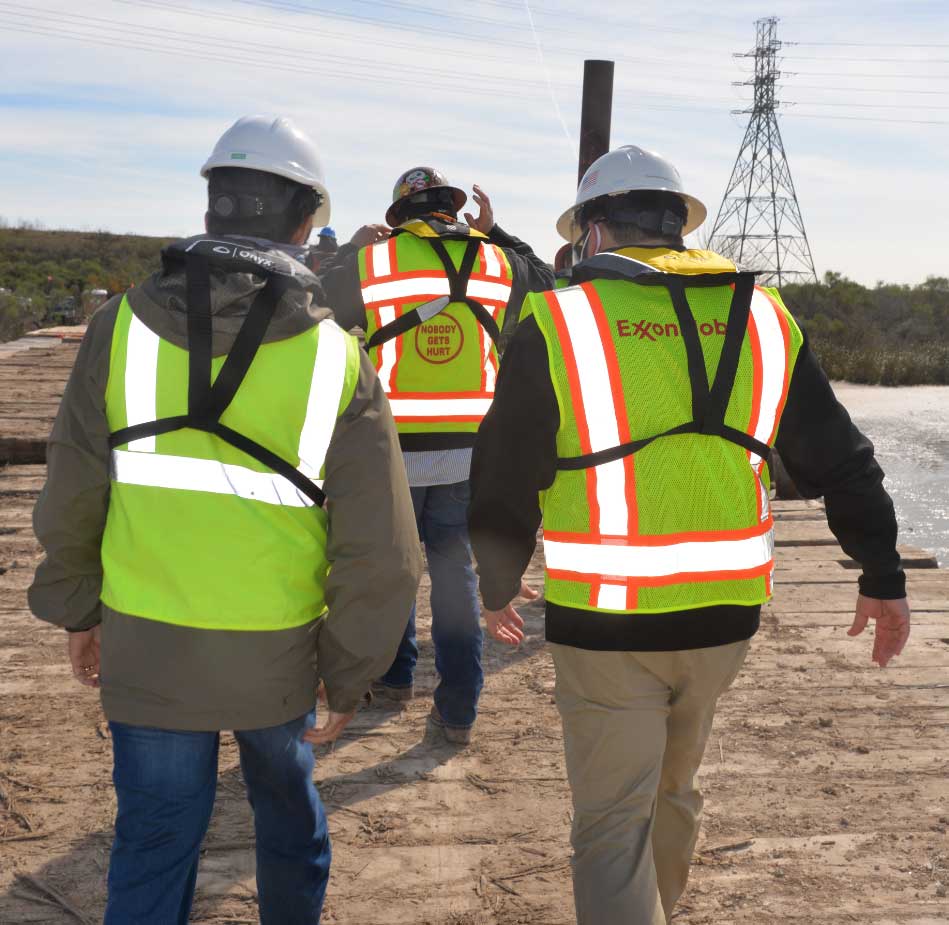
{"left": 101, "top": 248, "right": 361, "bottom": 631}
{"left": 529, "top": 269, "right": 803, "bottom": 614}
{"left": 358, "top": 219, "right": 514, "bottom": 449}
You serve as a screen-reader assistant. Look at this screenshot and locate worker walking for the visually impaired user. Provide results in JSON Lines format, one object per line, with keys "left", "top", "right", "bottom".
{"left": 29, "top": 115, "right": 422, "bottom": 925}
{"left": 319, "top": 167, "right": 554, "bottom": 743}
{"left": 468, "top": 145, "right": 911, "bottom": 923}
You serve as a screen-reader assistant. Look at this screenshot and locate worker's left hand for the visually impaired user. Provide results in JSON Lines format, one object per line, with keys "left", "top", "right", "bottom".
{"left": 464, "top": 184, "right": 495, "bottom": 234}
{"left": 847, "top": 593, "right": 911, "bottom": 667}
{"left": 303, "top": 709, "right": 356, "bottom": 746}
{"left": 349, "top": 224, "right": 390, "bottom": 249}
{"left": 484, "top": 581, "right": 539, "bottom": 646}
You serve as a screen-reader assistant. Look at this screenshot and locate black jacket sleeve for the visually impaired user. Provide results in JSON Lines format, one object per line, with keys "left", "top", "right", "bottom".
{"left": 316, "top": 243, "right": 368, "bottom": 333}
{"left": 488, "top": 225, "right": 555, "bottom": 349}
{"left": 775, "top": 334, "right": 905, "bottom": 599}
{"left": 469, "top": 315, "right": 559, "bottom": 610}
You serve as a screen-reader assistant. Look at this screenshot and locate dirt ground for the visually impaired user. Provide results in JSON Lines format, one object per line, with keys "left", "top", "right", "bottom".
{"left": 1, "top": 464, "right": 947, "bottom": 924}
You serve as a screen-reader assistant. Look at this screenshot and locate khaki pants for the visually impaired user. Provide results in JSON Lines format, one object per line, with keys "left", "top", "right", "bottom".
{"left": 550, "top": 639, "right": 750, "bottom": 925}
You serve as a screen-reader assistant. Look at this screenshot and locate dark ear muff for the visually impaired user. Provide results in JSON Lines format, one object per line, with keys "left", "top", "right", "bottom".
{"left": 211, "top": 193, "right": 238, "bottom": 218}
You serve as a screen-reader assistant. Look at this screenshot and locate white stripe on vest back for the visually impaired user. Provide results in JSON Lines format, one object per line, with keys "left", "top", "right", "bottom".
{"left": 361, "top": 277, "right": 513, "bottom": 306}
{"left": 554, "top": 287, "right": 629, "bottom": 536}
{"left": 371, "top": 240, "right": 391, "bottom": 277}
{"left": 748, "top": 289, "right": 787, "bottom": 465}
{"left": 388, "top": 397, "right": 492, "bottom": 418}
{"left": 125, "top": 312, "right": 160, "bottom": 453}
{"left": 376, "top": 305, "right": 398, "bottom": 391}
{"left": 481, "top": 243, "right": 501, "bottom": 278}
{"left": 544, "top": 529, "right": 774, "bottom": 579}
{"left": 112, "top": 450, "right": 315, "bottom": 508}
{"left": 596, "top": 584, "right": 627, "bottom": 610}
{"left": 297, "top": 320, "right": 349, "bottom": 487}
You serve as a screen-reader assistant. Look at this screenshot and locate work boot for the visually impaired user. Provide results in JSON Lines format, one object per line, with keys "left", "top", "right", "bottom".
{"left": 428, "top": 705, "right": 473, "bottom": 746}
{"left": 370, "top": 680, "right": 414, "bottom": 702}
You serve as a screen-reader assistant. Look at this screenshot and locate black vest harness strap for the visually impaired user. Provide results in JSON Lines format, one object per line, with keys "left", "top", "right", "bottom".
{"left": 108, "top": 250, "right": 327, "bottom": 508}
{"left": 556, "top": 271, "right": 772, "bottom": 472}
{"left": 364, "top": 236, "right": 501, "bottom": 351}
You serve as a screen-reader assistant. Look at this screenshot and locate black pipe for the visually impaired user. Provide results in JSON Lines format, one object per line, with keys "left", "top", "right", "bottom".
{"left": 578, "top": 60, "right": 615, "bottom": 184}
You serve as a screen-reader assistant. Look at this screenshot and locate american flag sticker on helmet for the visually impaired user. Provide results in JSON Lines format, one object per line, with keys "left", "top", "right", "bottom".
{"left": 580, "top": 170, "right": 599, "bottom": 192}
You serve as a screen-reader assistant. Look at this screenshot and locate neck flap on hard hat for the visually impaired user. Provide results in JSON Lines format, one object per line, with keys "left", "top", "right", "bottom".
{"left": 394, "top": 216, "right": 488, "bottom": 241}
{"left": 162, "top": 235, "right": 317, "bottom": 283}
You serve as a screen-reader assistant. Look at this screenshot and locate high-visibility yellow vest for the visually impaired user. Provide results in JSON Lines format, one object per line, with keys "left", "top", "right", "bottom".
{"left": 101, "top": 293, "right": 361, "bottom": 631}
{"left": 358, "top": 219, "right": 514, "bottom": 449}
{"left": 527, "top": 270, "right": 803, "bottom": 614}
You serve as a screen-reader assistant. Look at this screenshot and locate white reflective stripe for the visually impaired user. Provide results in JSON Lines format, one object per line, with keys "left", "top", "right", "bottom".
{"left": 481, "top": 243, "right": 501, "bottom": 278}
{"left": 596, "top": 584, "right": 627, "bottom": 610}
{"left": 482, "top": 315, "right": 497, "bottom": 393}
{"left": 748, "top": 288, "right": 787, "bottom": 465}
{"left": 124, "top": 313, "right": 160, "bottom": 453}
{"left": 388, "top": 397, "right": 492, "bottom": 418}
{"left": 544, "top": 529, "right": 774, "bottom": 579}
{"left": 554, "top": 287, "right": 629, "bottom": 536}
{"left": 297, "top": 320, "right": 348, "bottom": 485}
{"left": 371, "top": 240, "right": 391, "bottom": 277}
{"left": 361, "top": 277, "right": 512, "bottom": 305}
{"left": 376, "top": 305, "right": 398, "bottom": 391}
{"left": 112, "top": 449, "right": 315, "bottom": 508}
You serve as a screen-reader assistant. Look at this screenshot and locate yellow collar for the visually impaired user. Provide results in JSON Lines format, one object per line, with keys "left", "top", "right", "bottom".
{"left": 614, "top": 246, "right": 736, "bottom": 275}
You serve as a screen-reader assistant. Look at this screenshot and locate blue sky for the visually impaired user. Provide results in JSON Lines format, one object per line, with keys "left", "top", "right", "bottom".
{"left": 1, "top": 0, "right": 947, "bottom": 285}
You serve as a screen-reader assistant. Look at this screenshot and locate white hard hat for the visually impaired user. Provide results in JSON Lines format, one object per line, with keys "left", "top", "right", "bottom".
{"left": 200, "top": 115, "right": 331, "bottom": 226}
{"left": 557, "top": 145, "right": 707, "bottom": 243}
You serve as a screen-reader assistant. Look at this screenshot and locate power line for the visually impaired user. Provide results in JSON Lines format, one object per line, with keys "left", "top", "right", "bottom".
{"left": 111, "top": 0, "right": 742, "bottom": 75}
{"left": 790, "top": 83, "right": 948, "bottom": 95}
{"left": 793, "top": 40, "right": 949, "bottom": 48}
{"left": 785, "top": 55, "right": 949, "bottom": 63}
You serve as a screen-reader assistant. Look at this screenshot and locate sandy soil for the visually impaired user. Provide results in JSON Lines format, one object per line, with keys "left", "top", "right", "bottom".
{"left": 1, "top": 469, "right": 947, "bottom": 924}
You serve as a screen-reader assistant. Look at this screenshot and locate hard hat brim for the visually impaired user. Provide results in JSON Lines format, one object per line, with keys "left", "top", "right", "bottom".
{"left": 557, "top": 191, "right": 707, "bottom": 243}
{"left": 385, "top": 185, "right": 468, "bottom": 228}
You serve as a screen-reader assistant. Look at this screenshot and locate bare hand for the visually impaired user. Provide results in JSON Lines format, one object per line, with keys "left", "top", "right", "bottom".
{"left": 484, "top": 580, "right": 539, "bottom": 646}
{"left": 464, "top": 184, "right": 495, "bottom": 234}
{"left": 303, "top": 709, "right": 356, "bottom": 746}
{"left": 350, "top": 224, "right": 390, "bottom": 249}
{"left": 68, "top": 626, "right": 101, "bottom": 688}
{"left": 847, "top": 594, "right": 910, "bottom": 667}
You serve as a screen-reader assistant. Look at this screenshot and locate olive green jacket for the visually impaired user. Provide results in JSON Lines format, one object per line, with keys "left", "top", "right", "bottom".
{"left": 29, "top": 237, "right": 423, "bottom": 729}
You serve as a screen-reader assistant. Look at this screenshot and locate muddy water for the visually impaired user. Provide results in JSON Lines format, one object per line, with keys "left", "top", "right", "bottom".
{"left": 833, "top": 383, "right": 949, "bottom": 567}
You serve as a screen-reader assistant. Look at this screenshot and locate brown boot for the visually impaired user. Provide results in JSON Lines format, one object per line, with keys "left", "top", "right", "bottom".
{"left": 370, "top": 680, "right": 414, "bottom": 702}
{"left": 428, "top": 705, "right": 473, "bottom": 745}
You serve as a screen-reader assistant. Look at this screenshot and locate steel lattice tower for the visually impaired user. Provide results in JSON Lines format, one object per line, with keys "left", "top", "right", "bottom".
{"left": 708, "top": 17, "right": 817, "bottom": 285}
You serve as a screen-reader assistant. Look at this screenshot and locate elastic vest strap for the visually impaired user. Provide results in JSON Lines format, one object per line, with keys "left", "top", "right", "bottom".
{"left": 365, "top": 238, "right": 501, "bottom": 351}
{"left": 108, "top": 253, "right": 328, "bottom": 508}
{"left": 556, "top": 272, "right": 772, "bottom": 471}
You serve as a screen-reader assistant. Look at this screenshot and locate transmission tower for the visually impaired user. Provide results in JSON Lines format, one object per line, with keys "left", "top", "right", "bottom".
{"left": 708, "top": 17, "right": 818, "bottom": 285}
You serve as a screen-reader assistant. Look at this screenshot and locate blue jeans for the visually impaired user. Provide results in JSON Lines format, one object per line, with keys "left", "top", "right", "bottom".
{"left": 105, "top": 712, "right": 330, "bottom": 925}
{"left": 381, "top": 481, "right": 484, "bottom": 727}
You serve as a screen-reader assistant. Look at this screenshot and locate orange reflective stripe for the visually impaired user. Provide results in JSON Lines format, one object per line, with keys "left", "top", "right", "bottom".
{"left": 549, "top": 561, "right": 773, "bottom": 589}
{"left": 543, "top": 518, "right": 773, "bottom": 547}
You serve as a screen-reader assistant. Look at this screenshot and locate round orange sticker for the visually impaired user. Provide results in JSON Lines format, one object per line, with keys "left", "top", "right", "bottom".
{"left": 415, "top": 312, "right": 464, "bottom": 364}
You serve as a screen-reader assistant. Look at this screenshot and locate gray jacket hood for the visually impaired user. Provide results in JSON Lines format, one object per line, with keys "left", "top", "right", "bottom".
{"left": 128, "top": 234, "right": 332, "bottom": 356}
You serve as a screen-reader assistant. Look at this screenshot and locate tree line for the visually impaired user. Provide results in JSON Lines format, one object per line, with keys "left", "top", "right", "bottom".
{"left": 1, "top": 224, "right": 947, "bottom": 385}
{"left": 783, "top": 272, "right": 949, "bottom": 385}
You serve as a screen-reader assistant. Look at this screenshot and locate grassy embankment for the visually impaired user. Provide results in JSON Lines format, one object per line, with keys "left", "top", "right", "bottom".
{"left": 1, "top": 226, "right": 947, "bottom": 384}
{"left": 0, "top": 224, "right": 172, "bottom": 341}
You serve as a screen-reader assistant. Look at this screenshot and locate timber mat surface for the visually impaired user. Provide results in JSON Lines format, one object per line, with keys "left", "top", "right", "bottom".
{"left": 0, "top": 479, "right": 947, "bottom": 923}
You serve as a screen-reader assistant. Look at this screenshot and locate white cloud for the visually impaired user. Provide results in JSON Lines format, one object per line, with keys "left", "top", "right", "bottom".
{"left": 1, "top": 0, "right": 947, "bottom": 283}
